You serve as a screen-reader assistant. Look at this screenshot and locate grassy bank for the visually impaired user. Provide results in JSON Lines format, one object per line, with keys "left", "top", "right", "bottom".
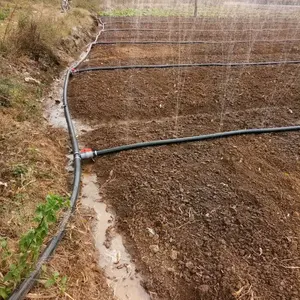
{"left": 0, "top": 1, "right": 114, "bottom": 299}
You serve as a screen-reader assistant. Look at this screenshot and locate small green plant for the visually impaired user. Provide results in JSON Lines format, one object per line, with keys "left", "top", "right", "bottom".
{"left": 0, "top": 8, "right": 10, "bottom": 21}
{"left": 0, "top": 195, "right": 70, "bottom": 299}
{"left": 43, "top": 270, "right": 68, "bottom": 294}
{"left": 11, "top": 164, "right": 28, "bottom": 177}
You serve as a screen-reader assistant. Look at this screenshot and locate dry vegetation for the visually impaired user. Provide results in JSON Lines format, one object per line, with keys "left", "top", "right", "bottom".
{"left": 0, "top": 0, "right": 114, "bottom": 299}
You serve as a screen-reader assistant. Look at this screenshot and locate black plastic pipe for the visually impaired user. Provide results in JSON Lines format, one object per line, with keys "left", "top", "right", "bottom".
{"left": 94, "top": 126, "right": 300, "bottom": 157}
{"left": 7, "top": 19, "right": 106, "bottom": 300}
{"left": 76, "top": 60, "right": 300, "bottom": 73}
{"left": 104, "top": 21, "right": 300, "bottom": 26}
{"left": 8, "top": 70, "right": 82, "bottom": 300}
{"left": 95, "top": 38, "right": 300, "bottom": 45}
{"left": 103, "top": 27, "right": 299, "bottom": 32}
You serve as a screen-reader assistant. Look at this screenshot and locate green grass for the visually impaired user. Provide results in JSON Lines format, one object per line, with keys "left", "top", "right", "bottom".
{"left": 99, "top": 8, "right": 193, "bottom": 17}
{"left": 99, "top": 3, "right": 300, "bottom": 19}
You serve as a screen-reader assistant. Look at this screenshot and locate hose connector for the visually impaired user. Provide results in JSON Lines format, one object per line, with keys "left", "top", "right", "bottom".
{"left": 71, "top": 68, "right": 78, "bottom": 75}
{"left": 80, "top": 148, "right": 96, "bottom": 160}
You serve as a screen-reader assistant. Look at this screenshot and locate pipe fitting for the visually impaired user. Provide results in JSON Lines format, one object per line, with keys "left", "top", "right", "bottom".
{"left": 80, "top": 148, "right": 96, "bottom": 160}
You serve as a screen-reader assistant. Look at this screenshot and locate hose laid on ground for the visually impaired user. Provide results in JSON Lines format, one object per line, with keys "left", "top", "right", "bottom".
{"left": 80, "top": 126, "right": 300, "bottom": 159}
{"left": 8, "top": 18, "right": 105, "bottom": 300}
{"left": 76, "top": 60, "right": 300, "bottom": 73}
{"left": 103, "top": 20, "right": 299, "bottom": 26}
{"left": 103, "top": 27, "right": 299, "bottom": 32}
{"left": 103, "top": 21, "right": 298, "bottom": 26}
{"left": 94, "top": 39, "right": 300, "bottom": 45}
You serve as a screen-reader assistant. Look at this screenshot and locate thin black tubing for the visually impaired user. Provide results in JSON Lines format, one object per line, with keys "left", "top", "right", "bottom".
{"left": 104, "top": 21, "right": 300, "bottom": 26}
{"left": 95, "top": 126, "right": 300, "bottom": 157}
{"left": 103, "top": 19, "right": 299, "bottom": 23}
{"left": 101, "top": 17, "right": 299, "bottom": 24}
{"left": 76, "top": 60, "right": 300, "bottom": 73}
{"left": 95, "top": 39, "right": 300, "bottom": 45}
{"left": 103, "top": 27, "right": 299, "bottom": 32}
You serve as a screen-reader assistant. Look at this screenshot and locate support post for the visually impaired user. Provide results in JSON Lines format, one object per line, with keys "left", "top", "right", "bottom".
{"left": 194, "top": 0, "right": 198, "bottom": 18}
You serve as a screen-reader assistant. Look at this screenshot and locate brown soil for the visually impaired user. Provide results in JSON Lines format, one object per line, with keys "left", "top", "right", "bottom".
{"left": 69, "top": 17, "right": 300, "bottom": 300}
{"left": 80, "top": 42, "right": 300, "bottom": 68}
{"left": 103, "top": 21, "right": 300, "bottom": 30}
{"left": 68, "top": 67, "right": 300, "bottom": 127}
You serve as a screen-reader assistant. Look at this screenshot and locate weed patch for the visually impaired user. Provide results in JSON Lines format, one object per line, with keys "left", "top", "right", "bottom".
{"left": 0, "top": 195, "right": 70, "bottom": 299}
{"left": 0, "top": 7, "right": 9, "bottom": 21}
{"left": 10, "top": 16, "right": 59, "bottom": 64}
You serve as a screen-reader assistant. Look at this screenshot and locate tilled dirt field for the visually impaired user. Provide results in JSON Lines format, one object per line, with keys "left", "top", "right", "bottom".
{"left": 69, "top": 17, "right": 300, "bottom": 300}
{"left": 81, "top": 43, "right": 300, "bottom": 67}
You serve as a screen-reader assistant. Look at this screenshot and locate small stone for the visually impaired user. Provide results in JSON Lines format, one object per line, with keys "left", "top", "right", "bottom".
{"left": 149, "top": 245, "right": 159, "bottom": 254}
{"left": 147, "top": 227, "right": 155, "bottom": 237}
{"left": 170, "top": 250, "right": 178, "bottom": 260}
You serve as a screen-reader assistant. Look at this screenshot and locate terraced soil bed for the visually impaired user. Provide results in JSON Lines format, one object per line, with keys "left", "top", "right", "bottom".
{"left": 69, "top": 16, "right": 300, "bottom": 300}
{"left": 81, "top": 42, "right": 300, "bottom": 68}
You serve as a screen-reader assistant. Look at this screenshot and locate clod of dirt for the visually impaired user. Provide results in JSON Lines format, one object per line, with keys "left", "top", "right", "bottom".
{"left": 149, "top": 245, "right": 160, "bottom": 254}
{"left": 185, "top": 261, "right": 194, "bottom": 270}
{"left": 170, "top": 250, "right": 178, "bottom": 260}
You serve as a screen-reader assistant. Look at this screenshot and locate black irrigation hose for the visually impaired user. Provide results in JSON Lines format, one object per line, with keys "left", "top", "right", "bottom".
{"left": 103, "top": 21, "right": 299, "bottom": 26}
{"left": 94, "top": 126, "right": 300, "bottom": 157}
{"left": 102, "top": 18, "right": 299, "bottom": 24}
{"left": 103, "top": 27, "right": 299, "bottom": 32}
{"left": 104, "top": 20, "right": 299, "bottom": 25}
{"left": 8, "top": 69, "right": 82, "bottom": 300}
{"left": 95, "top": 38, "right": 300, "bottom": 45}
{"left": 8, "top": 19, "right": 105, "bottom": 300}
{"left": 76, "top": 60, "right": 300, "bottom": 73}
